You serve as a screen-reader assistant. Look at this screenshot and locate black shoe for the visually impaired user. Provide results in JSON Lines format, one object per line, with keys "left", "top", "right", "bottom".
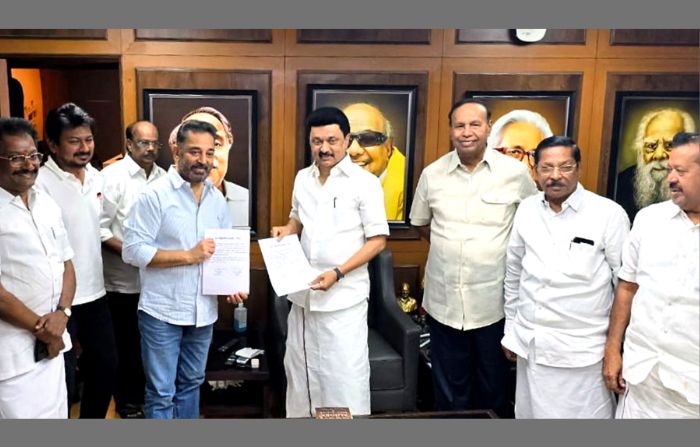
{"left": 117, "top": 404, "right": 145, "bottom": 419}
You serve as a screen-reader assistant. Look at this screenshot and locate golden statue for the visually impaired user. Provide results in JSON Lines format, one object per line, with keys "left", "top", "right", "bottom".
{"left": 397, "top": 282, "right": 418, "bottom": 313}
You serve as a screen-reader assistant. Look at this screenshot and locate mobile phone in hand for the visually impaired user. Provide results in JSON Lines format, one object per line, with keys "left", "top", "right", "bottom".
{"left": 34, "top": 340, "right": 49, "bottom": 362}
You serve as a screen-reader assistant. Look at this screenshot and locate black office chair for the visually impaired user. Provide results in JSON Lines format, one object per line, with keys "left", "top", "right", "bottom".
{"left": 267, "top": 248, "right": 421, "bottom": 414}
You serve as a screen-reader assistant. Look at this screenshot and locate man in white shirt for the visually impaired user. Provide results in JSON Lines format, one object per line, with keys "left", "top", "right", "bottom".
{"left": 100, "top": 121, "right": 166, "bottom": 419}
{"left": 35, "top": 103, "right": 117, "bottom": 418}
{"left": 604, "top": 132, "right": 700, "bottom": 418}
{"left": 272, "top": 107, "right": 389, "bottom": 417}
{"left": 501, "top": 136, "right": 630, "bottom": 418}
{"left": 0, "top": 117, "right": 75, "bottom": 418}
{"left": 410, "top": 99, "right": 536, "bottom": 416}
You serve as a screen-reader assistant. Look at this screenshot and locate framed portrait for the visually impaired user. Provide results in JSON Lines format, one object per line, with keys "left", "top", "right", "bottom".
{"left": 606, "top": 92, "right": 699, "bottom": 222}
{"left": 307, "top": 85, "right": 418, "bottom": 228}
{"left": 454, "top": 72, "right": 582, "bottom": 179}
{"left": 296, "top": 71, "right": 429, "bottom": 239}
{"left": 143, "top": 89, "right": 258, "bottom": 232}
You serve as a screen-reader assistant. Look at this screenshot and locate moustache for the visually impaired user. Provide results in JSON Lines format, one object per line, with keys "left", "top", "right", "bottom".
{"left": 74, "top": 152, "right": 92, "bottom": 158}
{"left": 13, "top": 169, "right": 38, "bottom": 176}
{"left": 546, "top": 181, "right": 565, "bottom": 188}
{"left": 191, "top": 163, "right": 209, "bottom": 171}
{"left": 318, "top": 151, "right": 334, "bottom": 158}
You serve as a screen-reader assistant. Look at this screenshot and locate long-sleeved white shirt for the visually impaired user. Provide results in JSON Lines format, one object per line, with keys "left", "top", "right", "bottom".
{"left": 502, "top": 184, "right": 630, "bottom": 367}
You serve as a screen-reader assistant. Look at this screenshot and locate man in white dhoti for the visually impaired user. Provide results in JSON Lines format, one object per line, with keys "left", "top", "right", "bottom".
{"left": 272, "top": 107, "right": 389, "bottom": 417}
{"left": 604, "top": 132, "right": 699, "bottom": 418}
{"left": 501, "top": 136, "right": 630, "bottom": 418}
{"left": 0, "top": 117, "right": 75, "bottom": 418}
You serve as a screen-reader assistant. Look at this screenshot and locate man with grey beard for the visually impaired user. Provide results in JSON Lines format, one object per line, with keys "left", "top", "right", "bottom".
{"left": 615, "top": 108, "right": 696, "bottom": 222}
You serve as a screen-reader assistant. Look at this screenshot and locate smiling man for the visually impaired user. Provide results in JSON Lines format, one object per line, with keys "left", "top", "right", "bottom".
{"left": 410, "top": 99, "right": 536, "bottom": 417}
{"left": 604, "top": 132, "right": 699, "bottom": 418}
{"left": 272, "top": 107, "right": 388, "bottom": 417}
{"left": 501, "top": 136, "right": 629, "bottom": 418}
{"left": 0, "top": 118, "right": 75, "bottom": 418}
{"left": 123, "top": 120, "right": 247, "bottom": 419}
{"left": 343, "top": 102, "right": 406, "bottom": 220}
{"left": 36, "top": 103, "right": 117, "bottom": 418}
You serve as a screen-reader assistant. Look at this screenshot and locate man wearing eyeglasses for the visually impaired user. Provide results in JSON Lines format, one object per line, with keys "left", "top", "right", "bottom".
{"left": 488, "top": 109, "right": 553, "bottom": 181}
{"left": 99, "top": 121, "right": 166, "bottom": 419}
{"left": 343, "top": 103, "right": 406, "bottom": 221}
{"left": 35, "top": 103, "right": 117, "bottom": 418}
{"left": 0, "top": 117, "right": 75, "bottom": 418}
{"left": 410, "top": 99, "right": 536, "bottom": 417}
{"left": 501, "top": 136, "right": 629, "bottom": 418}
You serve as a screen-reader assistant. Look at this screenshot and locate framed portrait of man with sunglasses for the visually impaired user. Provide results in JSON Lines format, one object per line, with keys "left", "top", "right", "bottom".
{"left": 308, "top": 86, "right": 418, "bottom": 226}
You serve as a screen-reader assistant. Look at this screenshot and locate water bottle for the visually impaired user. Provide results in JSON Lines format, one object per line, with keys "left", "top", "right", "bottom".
{"left": 234, "top": 302, "right": 247, "bottom": 333}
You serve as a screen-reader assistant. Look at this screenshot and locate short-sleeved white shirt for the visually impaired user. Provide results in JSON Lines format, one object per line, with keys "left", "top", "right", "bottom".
{"left": 36, "top": 157, "right": 106, "bottom": 305}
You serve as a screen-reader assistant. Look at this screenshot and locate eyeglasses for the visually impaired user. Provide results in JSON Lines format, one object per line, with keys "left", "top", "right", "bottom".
{"left": 0, "top": 152, "right": 44, "bottom": 166}
{"left": 536, "top": 163, "right": 578, "bottom": 175}
{"left": 132, "top": 139, "right": 163, "bottom": 150}
{"left": 494, "top": 147, "right": 535, "bottom": 165}
{"left": 348, "top": 131, "right": 388, "bottom": 148}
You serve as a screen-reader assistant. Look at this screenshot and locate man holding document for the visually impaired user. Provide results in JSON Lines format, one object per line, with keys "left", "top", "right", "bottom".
{"left": 271, "top": 107, "right": 389, "bottom": 417}
{"left": 123, "top": 120, "right": 248, "bottom": 419}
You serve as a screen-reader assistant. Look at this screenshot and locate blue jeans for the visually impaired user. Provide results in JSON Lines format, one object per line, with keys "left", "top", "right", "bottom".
{"left": 138, "top": 310, "right": 213, "bottom": 419}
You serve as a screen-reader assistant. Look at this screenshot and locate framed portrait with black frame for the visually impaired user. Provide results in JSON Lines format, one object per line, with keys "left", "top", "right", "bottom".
{"left": 136, "top": 68, "right": 273, "bottom": 239}
{"left": 463, "top": 90, "right": 576, "bottom": 180}
{"left": 143, "top": 89, "right": 258, "bottom": 233}
{"left": 296, "top": 71, "right": 428, "bottom": 239}
{"left": 606, "top": 92, "right": 699, "bottom": 223}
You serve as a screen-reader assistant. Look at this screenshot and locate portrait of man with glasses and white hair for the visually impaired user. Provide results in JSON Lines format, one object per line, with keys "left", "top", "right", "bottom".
{"left": 487, "top": 109, "right": 554, "bottom": 181}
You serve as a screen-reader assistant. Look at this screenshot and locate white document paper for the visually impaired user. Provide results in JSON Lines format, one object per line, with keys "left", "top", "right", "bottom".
{"left": 258, "top": 235, "right": 318, "bottom": 297}
{"left": 202, "top": 228, "right": 250, "bottom": 295}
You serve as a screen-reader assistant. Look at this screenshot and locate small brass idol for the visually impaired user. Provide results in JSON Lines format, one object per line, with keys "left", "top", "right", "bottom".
{"left": 397, "top": 282, "right": 418, "bottom": 313}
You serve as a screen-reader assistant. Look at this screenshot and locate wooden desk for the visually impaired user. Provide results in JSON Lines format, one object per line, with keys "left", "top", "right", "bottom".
{"left": 200, "top": 328, "right": 272, "bottom": 418}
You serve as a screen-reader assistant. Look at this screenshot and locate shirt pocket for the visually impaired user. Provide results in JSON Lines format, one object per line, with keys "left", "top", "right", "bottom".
{"left": 332, "top": 196, "right": 361, "bottom": 232}
{"left": 472, "top": 191, "right": 518, "bottom": 225}
{"left": 565, "top": 242, "right": 597, "bottom": 281}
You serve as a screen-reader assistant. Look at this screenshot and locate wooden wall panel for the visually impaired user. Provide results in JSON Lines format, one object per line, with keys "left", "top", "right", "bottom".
{"left": 444, "top": 29, "right": 598, "bottom": 58}
{"left": 455, "top": 29, "right": 586, "bottom": 45}
{"left": 285, "top": 29, "right": 444, "bottom": 57}
{"left": 297, "top": 29, "right": 431, "bottom": 45}
{"left": 0, "top": 29, "right": 121, "bottom": 55}
{"left": 121, "top": 29, "right": 285, "bottom": 57}
{"left": 609, "top": 29, "right": 699, "bottom": 47}
{"left": 0, "top": 29, "right": 107, "bottom": 40}
{"left": 135, "top": 29, "right": 272, "bottom": 43}
{"left": 0, "top": 59, "right": 9, "bottom": 117}
{"left": 596, "top": 29, "right": 699, "bottom": 59}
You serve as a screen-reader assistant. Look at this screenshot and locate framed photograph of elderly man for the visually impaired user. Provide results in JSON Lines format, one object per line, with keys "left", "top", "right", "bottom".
{"left": 606, "top": 93, "right": 699, "bottom": 223}
{"left": 143, "top": 89, "right": 257, "bottom": 231}
{"left": 307, "top": 86, "right": 418, "bottom": 228}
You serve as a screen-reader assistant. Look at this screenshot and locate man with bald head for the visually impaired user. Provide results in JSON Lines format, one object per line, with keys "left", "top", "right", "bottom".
{"left": 171, "top": 107, "right": 249, "bottom": 228}
{"left": 100, "top": 121, "right": 166, "bottom": 418}
{"left": 615, "top": 108, "right": 696, "bottom": 222}
{"left": 343, "top": 103, "right": 406, "bottom": 220}
{"left": 487, "top": 109, "right": 554, "bottom": 180}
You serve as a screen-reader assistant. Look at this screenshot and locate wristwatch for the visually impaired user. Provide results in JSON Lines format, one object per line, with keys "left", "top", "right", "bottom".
{"left": 333, "top": 267, "right": 345, "bottom": 282}
{"left": 57, "top": 305, "right": 72, "bottom": 319}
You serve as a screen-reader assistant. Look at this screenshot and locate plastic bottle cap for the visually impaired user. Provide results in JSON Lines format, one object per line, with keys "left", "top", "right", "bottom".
{"left": 251, "top": 358, "right": 259, "bottom": 368}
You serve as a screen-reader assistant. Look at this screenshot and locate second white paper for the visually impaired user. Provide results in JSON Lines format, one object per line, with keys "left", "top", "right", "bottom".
{"left": 258, "top": 234, "right": 318, "bottom": 297}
